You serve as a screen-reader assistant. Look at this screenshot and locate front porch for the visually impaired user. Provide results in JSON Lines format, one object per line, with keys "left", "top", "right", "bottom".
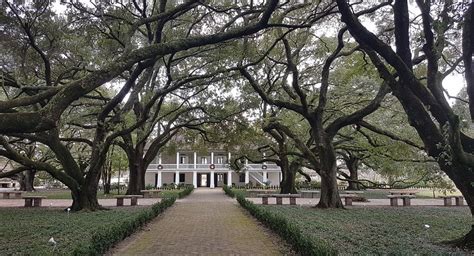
{"left": 145, "top": 170, "right": 282, "bottom": 188}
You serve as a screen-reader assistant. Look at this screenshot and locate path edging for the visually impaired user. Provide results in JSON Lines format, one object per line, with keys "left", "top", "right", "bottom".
{"left": 224, "top": 186, "right": 336, "bottom": 256}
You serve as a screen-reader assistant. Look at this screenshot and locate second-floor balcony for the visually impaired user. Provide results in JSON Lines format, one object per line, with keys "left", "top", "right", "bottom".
{"left": 147, "top": 163, "right": 280, "bottom": 172}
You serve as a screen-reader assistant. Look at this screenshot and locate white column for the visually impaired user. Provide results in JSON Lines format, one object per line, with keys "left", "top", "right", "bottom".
{"left": 245, "top": 170, "right": 249, "bottom": 184}
{"left": 158, "top": 154, "right": 162, "bottom": 164}
{"left": 210, "top": 171, "right": 215, "bottom": 188}
{"left": 211, "top": 152, "right": 214, "bottom": 164}
{"left": 176, "top": 152, "right": 180, "bottom": 169}
{"left": 157, "top": 171, "right": 162, "bottom": 188}
{"left": 228, "top": 152, "right": 231, "bottom": 163}
{"left": 227, "top": 171, "right": 232, "bottom": 186}
{"left": 193, "top": 171, "right": 197, "bottom": 188}
{"left": 263, "top": 171, "right": 268, "bottom": 183}
{"left": 193, "top": 152, "right": 197, "bottom": 169}
{"left": 175, "top": 171, "right": 180, "bottom": 185}
{"left": 279, "top": 172, "right": 282, "bottom": 182}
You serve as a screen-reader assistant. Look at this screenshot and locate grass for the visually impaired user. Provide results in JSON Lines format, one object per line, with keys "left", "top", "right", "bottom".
{"left": 23, "top": 189, "right": 123, "bottom": 199}
{"left": 353, "top": 189, "right": 462, "bottom": 199}
{"left": 22, "top": 188, "right": 190, "bottom": 200}
{"left": 0, "top": 206, "right": 155, "bottom": 255}
{"left": 257, "top": 205, "right": 472, "bottom": 255}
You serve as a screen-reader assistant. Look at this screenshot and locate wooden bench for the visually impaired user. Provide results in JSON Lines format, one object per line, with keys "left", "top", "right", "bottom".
{"left": 0, "top": 191, "right": 22, "bottom": 199}
{"left": 140, "top": 189, "right": 161, "bottom": 198}
{"left": 387, "top": 195, "right": 415, "bottom": 206}
{"left": 439, "top": 196, "right": 464, "bottom": 206}
{"left": 257, "top": 194, "right": 301, "bottom": 205}
{"left": 300, "top": 190, "right": 320, "bottom": 198}
{"left": 115, "top": 195, "right": 143, "bottom": 206}
{"left": 340, "top": 194, "right": 358, "bottom": 206}
{"left": 22, "top": 196, "right": 46, "bottom": 207}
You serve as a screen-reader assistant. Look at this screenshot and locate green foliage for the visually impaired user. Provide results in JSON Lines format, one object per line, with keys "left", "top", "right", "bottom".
{"left": 296, "top": 181, "right": 321, "bottom": 190}
{"left": 235, "top": 193, "right": 336, "bottom": 256}
{"left": 258, "top": 206, "right": 471, "bottom": 255}
{"left": 72, "top": 197, "right": 176, "bottom": 255}
{"left": 223, "top": 185, "right": 247, "bottom": 198}
{"left": 177, "top": 186, "right": 194, "bottom": 198}
{"left": 0, "top": 198, "right": 175, "bottom": 255}
{"left": 159, "top": 186, "right": 194, "bottom": 199}
{"left": 144, "top": 184, "right": 155, "bottom": 190}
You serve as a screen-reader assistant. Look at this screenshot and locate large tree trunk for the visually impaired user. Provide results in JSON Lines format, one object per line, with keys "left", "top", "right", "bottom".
{"left": 345, "top": 157, "right": 360, "bottom": 190}
{"left": 22, "top": 169, "right": 35, "bottom": 191}
{"left": 280, "top": 162, "right": 298, "bottom": 194}
{"left": 18, "top": 170, "right": 35, "bottom": 192}
{"left": 127, "top": 141, "right": 147, "bottom": 195}
{"left": 70, "top": 185, "right": 101, "bottom": 211}
{"left": 442, "top": 162, "right": 474, "bottom": 249}
{"left": 317, "top": 136, "right": 344, "bottom": 208}
{"left": 104, "top": 171, "right": 111, "bottom": 194}
{"left": 126, "top": 151, "right": 145, "bottom": 195}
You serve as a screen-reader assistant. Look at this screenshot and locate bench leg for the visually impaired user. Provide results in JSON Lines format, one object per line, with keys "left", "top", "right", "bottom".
{"left": 262, "top": 197, "right": 268, "bottom": 205}
{"left": 444, "top": 198, "right": 452, "bottom": 206}
{"left": 33, "top": 198, "right": 42, "bottom": 207}
{"left": 390, "top": 198, "right": 398, "bottom": 206}
{"left": 402, "top": 197, "right": 411, "bottom": 206}
{"left": 455, "top": 197, "right": 464, "bottom": 206}
{"left": 117, "top": 198, "right": 124, "bottom": 207}
{"left": 276, "top": 197, "right": 282, "bottom": 205}
{"left": 345, "top": 197, "right": 353, "bottom": 206}
{"left": 3, "top": 193, "right": 10, "bottom": 199}
{"left": 290, "top": 197, "right": 296, "bottom": 205}
{"left": 131, "top": 197, "right": 138, "bottom": 206}
{"left": 24, "top": 198, "right": 33, "bottom": 207}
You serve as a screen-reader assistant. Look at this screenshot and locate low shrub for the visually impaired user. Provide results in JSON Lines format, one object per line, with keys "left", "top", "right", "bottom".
{"left": 71, "top": 197, "right": 176, "bottom": 255}
{"left": 177, "top": 185, "right": 194, "bottom": 198}
{"left": 223, "top": 185, "right": 235, "bottom": 197}
{"left": 236, "top": 194, "right": 336, "bottom": 256}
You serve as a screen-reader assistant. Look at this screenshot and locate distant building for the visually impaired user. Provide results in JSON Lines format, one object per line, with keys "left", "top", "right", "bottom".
{"left": 145, "top": 150, "right": 282, "bottom": 188}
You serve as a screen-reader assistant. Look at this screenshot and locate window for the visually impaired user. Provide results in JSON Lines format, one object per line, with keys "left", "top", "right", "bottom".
{"left": 180, "top": 156, "right": 188, "bottom": 164}
{"left": 201, "top": 157, "right": 208, "bottom": 164}
{"left": 216, "top": 156, "right": 224, "bottom": 164}
{"left": 239, "top": 173, "right": 245, "bottom": 182}
{"left": 179, "top": 173, "right": 185, "bottom": 183}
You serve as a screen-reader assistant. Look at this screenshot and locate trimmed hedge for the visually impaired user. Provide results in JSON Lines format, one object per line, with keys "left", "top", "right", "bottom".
{"left": 177, "top": 186, "right": 194, "bottom": 198}
{"left": 223, "top": 185, "right": 235, "bottom": 197}
{"left": 234, "top": 193, "right": 336, "bottom": 256}
{"left": 71, "top": 197, "right": 176, "bottom": 255}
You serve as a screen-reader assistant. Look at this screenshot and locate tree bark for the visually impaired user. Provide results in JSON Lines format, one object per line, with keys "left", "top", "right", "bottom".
{"left": 280, "top": 161, "right": 298, "bottom": 194}
{"left": 126, "top": 142, "right": 146, "bottom": 195}
{"left": 317, "top": 135, "right": 344, "bottom": 208}
{"left": 345, "top": 156, "right": 360, "bottom": 190}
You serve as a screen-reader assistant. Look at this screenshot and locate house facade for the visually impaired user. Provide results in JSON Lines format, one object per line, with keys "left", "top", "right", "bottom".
{"left": 145, "top": 150, "right": 282, "bottom": 188}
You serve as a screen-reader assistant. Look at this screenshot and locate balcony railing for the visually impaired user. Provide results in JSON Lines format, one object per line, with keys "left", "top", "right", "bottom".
{"left": 147, "top": 163, "right": 280, "bottom": 171}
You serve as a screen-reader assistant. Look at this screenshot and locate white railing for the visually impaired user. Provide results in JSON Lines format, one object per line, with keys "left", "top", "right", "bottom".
{"left": 249, "top": 172, "right": 265, "bottom": 185}
{"left": 147, "top": 163, "right": 280, "bottom": 171}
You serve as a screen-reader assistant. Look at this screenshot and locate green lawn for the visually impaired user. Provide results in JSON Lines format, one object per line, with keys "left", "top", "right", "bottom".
{"left": 23, "top": 188, "right": 188, "bottom": 199}
{"left": 258, "top": 205, "right": 472, "bottom": 255}
{"left": 0, "top": 206, "right": 152, "bottom": 255}
{"left": 360, "top": 189, "right": 462, "bottom": 199}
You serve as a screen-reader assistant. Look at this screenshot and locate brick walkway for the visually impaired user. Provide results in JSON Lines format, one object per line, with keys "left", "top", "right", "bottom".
{"left": 111, "top": 188, "right": 290, "bottom": 255}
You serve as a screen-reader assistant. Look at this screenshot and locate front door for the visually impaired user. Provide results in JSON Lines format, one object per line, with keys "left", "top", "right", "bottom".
{"left": 197, "top": 173, "right": 210, "bottom": 187}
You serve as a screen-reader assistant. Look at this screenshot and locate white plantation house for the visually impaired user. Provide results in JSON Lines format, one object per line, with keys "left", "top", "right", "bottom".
{"left": 144, "top": 150, "right": 282, "bottom": 188}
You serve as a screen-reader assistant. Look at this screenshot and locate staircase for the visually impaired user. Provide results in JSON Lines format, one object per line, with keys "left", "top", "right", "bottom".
{"left": 248, "top": 170, "right": 265, "bottom": 186}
